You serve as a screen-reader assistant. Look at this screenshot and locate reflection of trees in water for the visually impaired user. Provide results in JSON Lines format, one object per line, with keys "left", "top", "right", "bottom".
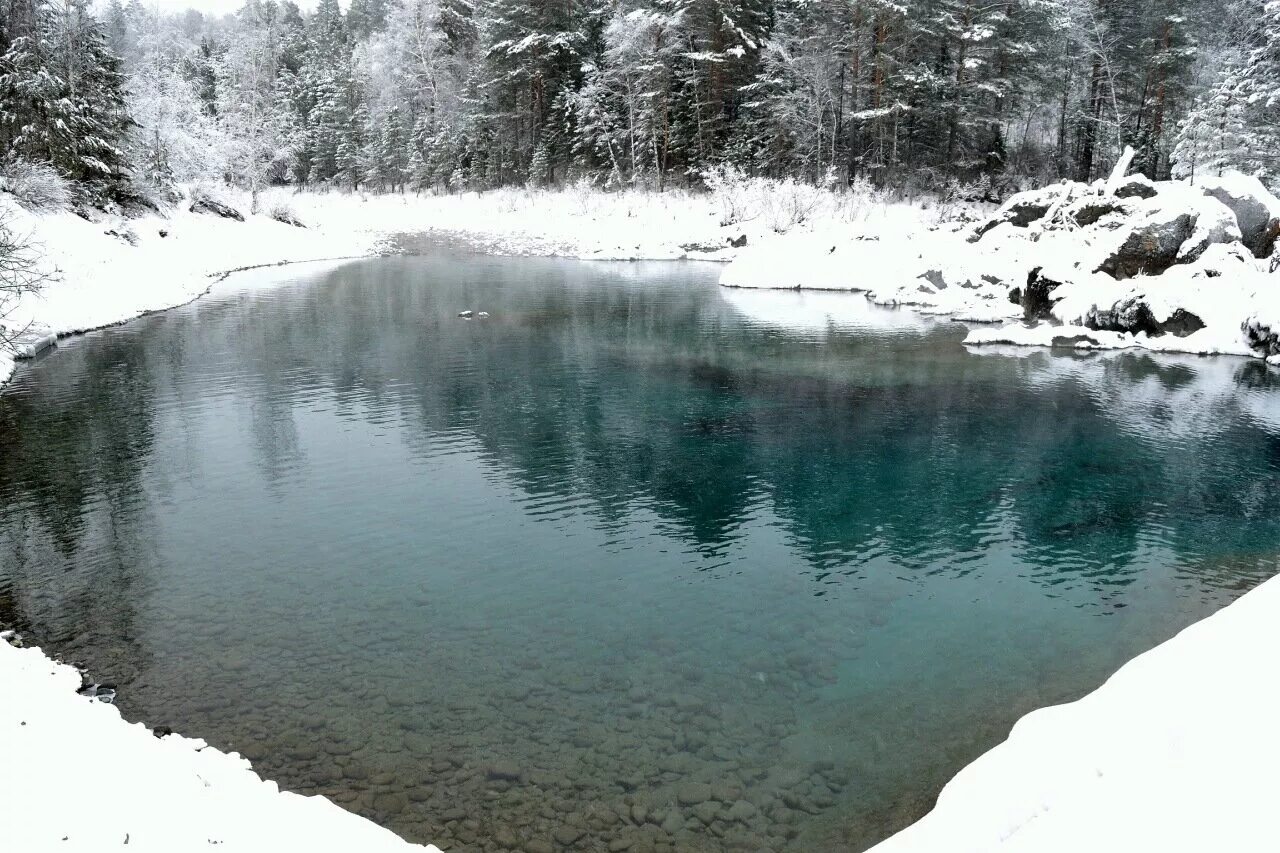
{"left": 3, "top": 255, "right": 1280, "bottom": 652}
{"left": 0, "top": 330, "right": 159, "bottom": 671}
{"left": 207, "top": 256, "right": 1280, "bottom": 601}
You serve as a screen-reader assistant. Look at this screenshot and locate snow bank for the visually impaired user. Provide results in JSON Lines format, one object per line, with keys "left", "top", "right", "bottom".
{"left": 0, "top": 636, "right": 436, "bottom": 853}
{"left": 720, "top": 172, "right": 1280, "bottom": 361}
{"left": 869, "top": 572, "right": 1280, "bottom": 853}
{"left": 0, "top": 184, "right": 787, "bottom": 387}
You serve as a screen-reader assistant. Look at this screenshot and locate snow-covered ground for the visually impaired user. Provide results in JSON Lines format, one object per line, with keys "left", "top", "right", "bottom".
{"left": 0, "top": 183, "right": 769, "bottom": 386}
{"left": 721, "top": 169, "right": 1280, "bottom": 361}
{"left": 0, "top": 633, "right": 438, "bottom": 853}
{"left": 868, "top": 571, "right": 1280, "bottom": 853}
{"left": 4, "top": 180, "right": 1280, "bottom": 853}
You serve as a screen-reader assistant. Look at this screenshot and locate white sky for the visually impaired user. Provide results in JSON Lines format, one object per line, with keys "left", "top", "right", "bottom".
{"left": 127, "top": 0, "right": 333, "bottom": 17}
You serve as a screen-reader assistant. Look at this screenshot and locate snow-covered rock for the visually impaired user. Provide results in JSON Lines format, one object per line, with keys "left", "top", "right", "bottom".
{"left": 1197, "top": 173, "right": 1280, "bottom": 258}
{"left": 721, "top": 170, "right": 1280, "bottom": 362}
{"left": 969, "top": 185, "right": 1067, "bottom": 241}
{"left": 1112, "top": 173, "right": 1158, "bottom": 199}
{"left": 189, "top": 196, "right": 245, "bottom": 221}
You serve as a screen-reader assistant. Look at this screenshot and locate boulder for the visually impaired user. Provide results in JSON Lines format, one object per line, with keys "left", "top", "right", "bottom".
{"left": 1020, "top": 267, "right": 1068, "bottom": 321}
{"left": 189, "top": 197, "right": 244, "bottom": 221}
{"left": 1065, "top": 197, "right": 1134, "bottom": 229}
{"left": 1095, "top": 207, "right": 1195, "bottom": 279}
{"left": 1113, "top": 174, "right": 1158, "bottom": 200}
{"left": 1182, "top": 241, "right": 1258, "bottom": 278}
{"left": 1243, "top": 316, "right": 1280, "bottom": 357}
{"left": 1175, "top": 195, "right": 1242, "bottom": 265}
{"left": 1084, "top": 297, "right": 1205, "bottom": 338}
{"left": 1198, "top": 174, "right": 1280, "bottom": 258}
{"left": 969, "top": 186, "right": 1065, "bottom": 242}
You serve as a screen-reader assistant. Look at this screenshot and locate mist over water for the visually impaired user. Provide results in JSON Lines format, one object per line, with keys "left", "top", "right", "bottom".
{"left": 3, "top": 254, "right": 1279, "bottom": 851}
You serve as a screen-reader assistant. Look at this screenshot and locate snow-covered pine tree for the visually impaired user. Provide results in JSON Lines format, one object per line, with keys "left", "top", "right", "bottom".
{"left": 0, "top": 0, "right": 134, "bottom": 202}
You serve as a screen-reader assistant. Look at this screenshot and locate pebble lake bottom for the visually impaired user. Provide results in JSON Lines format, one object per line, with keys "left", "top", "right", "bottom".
{"left": 2, "top": 253, "right": 1278, "bottom": 852}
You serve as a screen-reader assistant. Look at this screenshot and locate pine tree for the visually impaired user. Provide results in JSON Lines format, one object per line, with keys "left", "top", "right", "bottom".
{"left": 0, "top": 0, "right": 134, "bottom": 201}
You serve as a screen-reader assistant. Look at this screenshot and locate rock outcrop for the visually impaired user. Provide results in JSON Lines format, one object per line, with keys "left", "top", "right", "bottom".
{"left": 969, "top": 186, "right": 1064, "bottom": 241}
{"left": 1094, "top": 209, "right": 1196, "bottom": 279}
{"left": 189, "top": 197, "right": 245, "bottom": 221}
{"left": 1019, "top": 267, "right": 1068, "bottom": 322}
{"left": 1198, "top": 174, "right": 1280, "bottom": 259}
{"left": 1084, "top": 297, "right": 1205, "bottom": 338}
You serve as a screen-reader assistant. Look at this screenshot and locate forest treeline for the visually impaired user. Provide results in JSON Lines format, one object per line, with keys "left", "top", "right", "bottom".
{"left": 1, "top": 0, "right": 1278, "bottom": 207}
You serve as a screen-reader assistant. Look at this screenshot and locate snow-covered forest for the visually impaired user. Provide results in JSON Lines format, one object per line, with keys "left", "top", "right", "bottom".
{"left": 1, "top": 0, "right": 1279, "bottom": 209}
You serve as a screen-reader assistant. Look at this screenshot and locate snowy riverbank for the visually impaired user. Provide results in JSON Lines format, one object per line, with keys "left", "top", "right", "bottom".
{"left": 4, "top": 182, "right": 1280, "bottom": 853}
{"left": 0, "top": 183, "right": 773, "bottom": 386}
{"left": 1, "top": 634, "right": 437, "bottom": 852}
{"left": 722, "top": 169, "right": 1280, "bottom": 361}
{"left": 868, "top": 571, "right": 1280, "bottom": 853}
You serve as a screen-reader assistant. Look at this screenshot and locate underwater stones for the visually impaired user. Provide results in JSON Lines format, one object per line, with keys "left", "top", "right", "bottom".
{"left": 372, "top": 791, "right": 409, "bottom": 815}
{"left": 726, "top": 800, "right": 758, "bottom": 823}
{"left": 659, "top": 811, "right": 685, "bottom": 835}
{"left": 492, "top": 826, "right": 521, "bottom": 848}
{"left": 608, "top": 837, "right": 635, "bottom": 851}
{"left": 552, "top": 825, "right": 585, "bottom": 846}
{"left": 692, "top": 802, "right": 721, "bottom": 825}
{"left": 523, "top": 839, "right": 554, "bottom": 853}
{"left": 710, "top": 784, "right": 741, "bottom": 803}
{"left": 488, "top": 760, "right": 523, "bottom": 782}
{"left": 676, "top": 782, "right": 712, "bottom": 806}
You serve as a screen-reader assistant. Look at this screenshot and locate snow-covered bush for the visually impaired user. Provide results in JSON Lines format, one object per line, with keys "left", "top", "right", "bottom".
{"left": 268, "top": 202, "right": 305, "bottom": 228}
{"left": 567, "top": 176, "right": 601, "bottom": 216}
{"left": 761, "top": 178, "right": 826, "bottom": 233}
{"left": 0, "top": 159, "right": 72, "bottom": 212}
{"left": 703, "top": 163, "right": 753, "bottom": 227}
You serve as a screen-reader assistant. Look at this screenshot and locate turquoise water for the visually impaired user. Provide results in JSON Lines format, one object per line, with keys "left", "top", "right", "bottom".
{"left": 2, "top": 254, "right": 1279, "bottom": 852}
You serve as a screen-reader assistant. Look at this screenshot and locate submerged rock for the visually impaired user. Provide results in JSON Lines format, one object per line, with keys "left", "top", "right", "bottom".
{"left": 487, "top": 760, "right": 523, "bottom": 782}
{"left": 676, "top": 782, "right": 712, "bottom": 805}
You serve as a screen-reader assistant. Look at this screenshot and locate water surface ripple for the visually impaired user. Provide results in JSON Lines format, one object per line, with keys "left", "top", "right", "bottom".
{"left": 2, "top": 255, "right": 1279, "bottom": 851}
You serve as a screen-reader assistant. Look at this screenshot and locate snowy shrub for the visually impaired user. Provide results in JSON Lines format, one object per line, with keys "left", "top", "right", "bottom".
{"left": 760, "top": 178, "right": 826, "bottom": 233}
{"left": 268, "top": 202, "right": 305, "bottom": 228}
{"left": 567, "top": 176, "right": 601, "bottom": 216}
{"left": 0, "top": 159, "right": 73, "bottom": 212}
{"left": 702, "top": 163, "right": 753, "bottom": 227}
